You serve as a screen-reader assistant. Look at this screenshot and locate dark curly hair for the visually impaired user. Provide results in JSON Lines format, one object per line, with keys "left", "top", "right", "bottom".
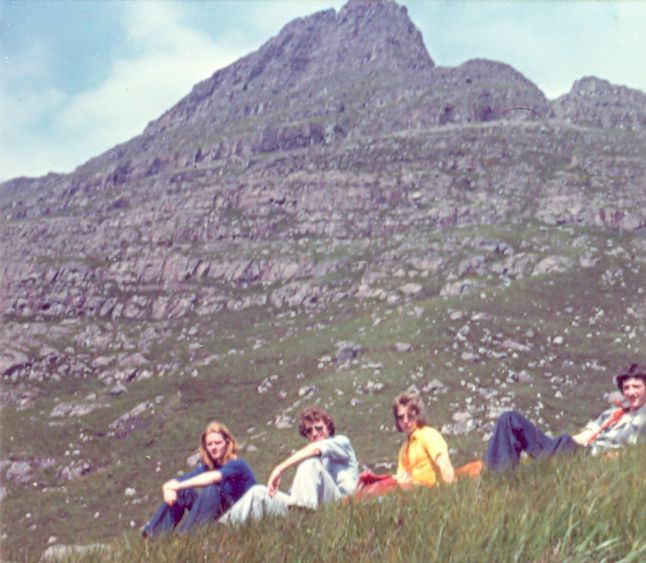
{"left": 615, "top": 363, "right": 646, "bottom": 391}
{"left": 298, "top": 406, "right": 336, "bottom": 438}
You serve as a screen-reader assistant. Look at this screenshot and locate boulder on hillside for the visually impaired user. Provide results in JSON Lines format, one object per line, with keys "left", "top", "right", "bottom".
{"left": 0, "top": 350, "right": 30, "bottom": 376}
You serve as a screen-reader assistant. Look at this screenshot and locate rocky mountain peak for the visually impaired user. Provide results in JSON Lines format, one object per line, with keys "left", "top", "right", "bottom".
{"left": 552, "top": 76, "right": 646, "bottom": 129}
{"left": 145, "top": 0, "right": 432, "bottom": 137}
{"left": 570, "top": 76, "right": 628, "bottom": 96}
{"left": 336, "top": 0, "right": 433, "bottom": 69}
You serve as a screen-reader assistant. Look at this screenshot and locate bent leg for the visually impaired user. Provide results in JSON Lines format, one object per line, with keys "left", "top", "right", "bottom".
{"left": 220, "top": 485, "right": 289, "bottom": 526}
{"left": 543, "top": 433, "right": 580, "bottom": 458}
{"left": 143, "top": 488, "right": 198, "bottom": 538}
{"left": 484, "top": 411, "right": 577, "bottom": 473}
{"left": 178, "top": 483, "right": 225, "bottom": 533}
{"left": 288, "top": 457, "right": 341, "bottom": 510}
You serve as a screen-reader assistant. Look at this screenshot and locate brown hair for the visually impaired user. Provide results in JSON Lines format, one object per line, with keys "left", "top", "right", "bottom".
{"left": 298, "top": 406, "right": 336, "bottom": 438}
{"left": 616, "top": 363, "right": 646, "bottom": 391}
{"left": 392, "top": 392, "right": 428, "bottom": 432}
{"left": 199, "top": 421, "right": 240, "bottom": 469}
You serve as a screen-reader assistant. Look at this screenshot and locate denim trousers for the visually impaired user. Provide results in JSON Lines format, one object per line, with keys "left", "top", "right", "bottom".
{"left": 143, "top": 466, "right": 228, "bottom": 538}
{"left": 484, "top": 410, "right": 581, "bottom": 473}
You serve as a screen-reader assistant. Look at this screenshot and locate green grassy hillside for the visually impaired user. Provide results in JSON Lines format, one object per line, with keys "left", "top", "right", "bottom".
{"left": 42, "top": 446, "right": 646, "bottom": 562}
{"left": 1, "top": 223, "right": 644, "bottom": 561}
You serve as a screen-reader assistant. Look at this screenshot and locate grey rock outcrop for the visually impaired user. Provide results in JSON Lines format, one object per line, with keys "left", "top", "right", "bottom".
{"left": 553, "top": 77, "right": 646, "bottom": 130}
{"left": 40, "top": 544, "right": 109, "bottom": 562}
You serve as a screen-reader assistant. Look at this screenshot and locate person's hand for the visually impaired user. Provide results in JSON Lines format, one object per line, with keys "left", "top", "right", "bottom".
{"left": 394, "top": 472, "right": 412, "bottom": 484}
{"left": 163, "top": 480, "right": 179, "bottom": 506}
{"left": 267, "top": 466, "right": 283, "bottom": 497}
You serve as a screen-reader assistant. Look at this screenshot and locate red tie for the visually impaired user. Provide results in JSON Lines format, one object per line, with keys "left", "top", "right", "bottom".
{"left": 586, "top": 404, "right": 627, "bottom": 446}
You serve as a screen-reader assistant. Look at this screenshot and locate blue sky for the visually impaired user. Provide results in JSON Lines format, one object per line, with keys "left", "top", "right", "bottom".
{"left": 1, "top": 0, "right": 645, "bottom": 183}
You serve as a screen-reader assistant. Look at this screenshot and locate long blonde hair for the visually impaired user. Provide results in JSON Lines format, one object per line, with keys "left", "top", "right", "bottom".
{"left": 199, "top": 421, "right": 240, "bottom": 469}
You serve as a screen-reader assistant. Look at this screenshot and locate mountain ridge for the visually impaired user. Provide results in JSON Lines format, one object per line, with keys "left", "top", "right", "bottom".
{"left": 2, "top": 0, "right": 645, "bottom": 191}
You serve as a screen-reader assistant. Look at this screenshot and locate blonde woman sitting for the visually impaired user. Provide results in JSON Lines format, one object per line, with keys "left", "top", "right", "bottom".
{"left": 142, "top": 420, "right": 256, "bottom": 538}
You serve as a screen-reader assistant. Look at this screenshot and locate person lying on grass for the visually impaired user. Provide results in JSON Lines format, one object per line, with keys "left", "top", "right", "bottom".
{"left": 220, "top": 406, "right": 359, "bottom": 524}
{"left": 142, "top": 420, "right": 256, "bottom": 538}
{"left": 484, "top": 362, "right": 646, "bottom": 473}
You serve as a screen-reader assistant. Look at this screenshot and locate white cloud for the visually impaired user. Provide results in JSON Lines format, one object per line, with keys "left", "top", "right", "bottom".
{"left": 1, "top": 3, "right": 243, "bottom": 182}
{"left": 0, "top": 41, "right": 69, "bottom": 180}
{"left": 591, "top": 2, "right": 646, "bottom": 92}
{"left": 1, "top": 41, "right": 60, "bottom": 129}
{"left": 55, "top": 2, "right": 244, "bottom": 164}
{"left": 0, "top": 1, "right": 349, "bottom": 182}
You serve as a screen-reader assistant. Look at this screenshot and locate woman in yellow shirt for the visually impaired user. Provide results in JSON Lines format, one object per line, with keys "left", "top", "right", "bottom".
{"left": 394, "top": 392, "right": 456, "bottom": 487}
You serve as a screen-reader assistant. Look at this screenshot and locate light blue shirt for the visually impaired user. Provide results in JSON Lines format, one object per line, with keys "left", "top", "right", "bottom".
{"left": 317, "top": 434, "right": 359, "bottom": 496}
{"left": 586, "top": 404, "right": 646, "bottom": 456}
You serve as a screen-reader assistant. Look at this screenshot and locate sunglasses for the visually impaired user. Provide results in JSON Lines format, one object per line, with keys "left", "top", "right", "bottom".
{"left": 395, "top": 412, "right": 416, "bottom": 422}
{"left": 304, "top": 424, "right": 326, "bottom": 436}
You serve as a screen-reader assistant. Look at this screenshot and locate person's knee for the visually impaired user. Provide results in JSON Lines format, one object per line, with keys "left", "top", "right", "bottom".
{"left": 498, "top": 410, "right": 523, "bottom": 425}
{"left": 176, "top": 487, "right": 197, "bottom": 506}
{"left": 491, "top": 411, "right": 512, "bottom": 431}
{"left": 299, "top": 457, "right": 324, "bottom": 473}
{"left": 250, "top": 484, "right": 268, "bottom": 493}
{"left": 294, "top": 457, "right": 325, "bottom": 481}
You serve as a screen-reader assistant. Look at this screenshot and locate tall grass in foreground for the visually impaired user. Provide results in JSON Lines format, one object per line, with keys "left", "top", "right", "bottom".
{"left": 76, "top": 447, "right": 646, "bottom": 562}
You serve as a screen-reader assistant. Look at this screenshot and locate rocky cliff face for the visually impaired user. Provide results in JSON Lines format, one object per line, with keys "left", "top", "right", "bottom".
{"left": 1, "top": 0, "right": 644, "bottom": 374}
{"left": 149, "top": 0, "right": 434, "bottom": 135}
{"left": 1, "top": 1, "right": 645, "bottom": 558}
{"left": 1, "top": 0, "right": 645, "bottom": 377}
{"left": 553, "top": 76, "right": 646, "bottom": 129}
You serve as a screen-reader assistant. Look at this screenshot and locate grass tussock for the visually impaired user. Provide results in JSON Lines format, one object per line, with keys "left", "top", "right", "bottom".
{"left": 84, "top": 447, "right": 645, "bottom": 563}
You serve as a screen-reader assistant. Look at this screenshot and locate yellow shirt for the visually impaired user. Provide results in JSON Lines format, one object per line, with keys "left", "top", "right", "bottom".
{"left": 397, "top": 426, "right": 448, "bottom": 487}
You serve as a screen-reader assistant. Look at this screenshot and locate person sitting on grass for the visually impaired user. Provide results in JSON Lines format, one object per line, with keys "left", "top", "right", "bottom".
{"left": 142, "top": 420, "right": 256, "bottom": 538}
{"left": 220, "top": 406, "right": 359, "bottom": 524}
{"left": 354, "top": 392, "right": 459, "bottom": 500}
{"left": 484, "top": 362, "right": 646, "bottom": 473}
{"left": 393, "top": 391, "right": 456, "bottom": 487}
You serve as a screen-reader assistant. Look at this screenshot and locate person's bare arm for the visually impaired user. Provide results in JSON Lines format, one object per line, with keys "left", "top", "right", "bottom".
{"left": 571, "top": 428, "right": 595, "bottom": 446}
{"left": 267, "top": 443, "right": 321, "bottom": 496}
{"left": 434, "top": 452, "right": 456, "bottom": 484}
{"left": 162, "top": 470, "right": 223, "bottom": 505}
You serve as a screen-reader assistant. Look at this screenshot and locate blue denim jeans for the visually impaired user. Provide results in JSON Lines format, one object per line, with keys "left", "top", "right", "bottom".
{"left": 484, "top": 411, "right": 581, "bottom": 473}
{"left": 143, "top": 466, "right": 226, "bottom": 538}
